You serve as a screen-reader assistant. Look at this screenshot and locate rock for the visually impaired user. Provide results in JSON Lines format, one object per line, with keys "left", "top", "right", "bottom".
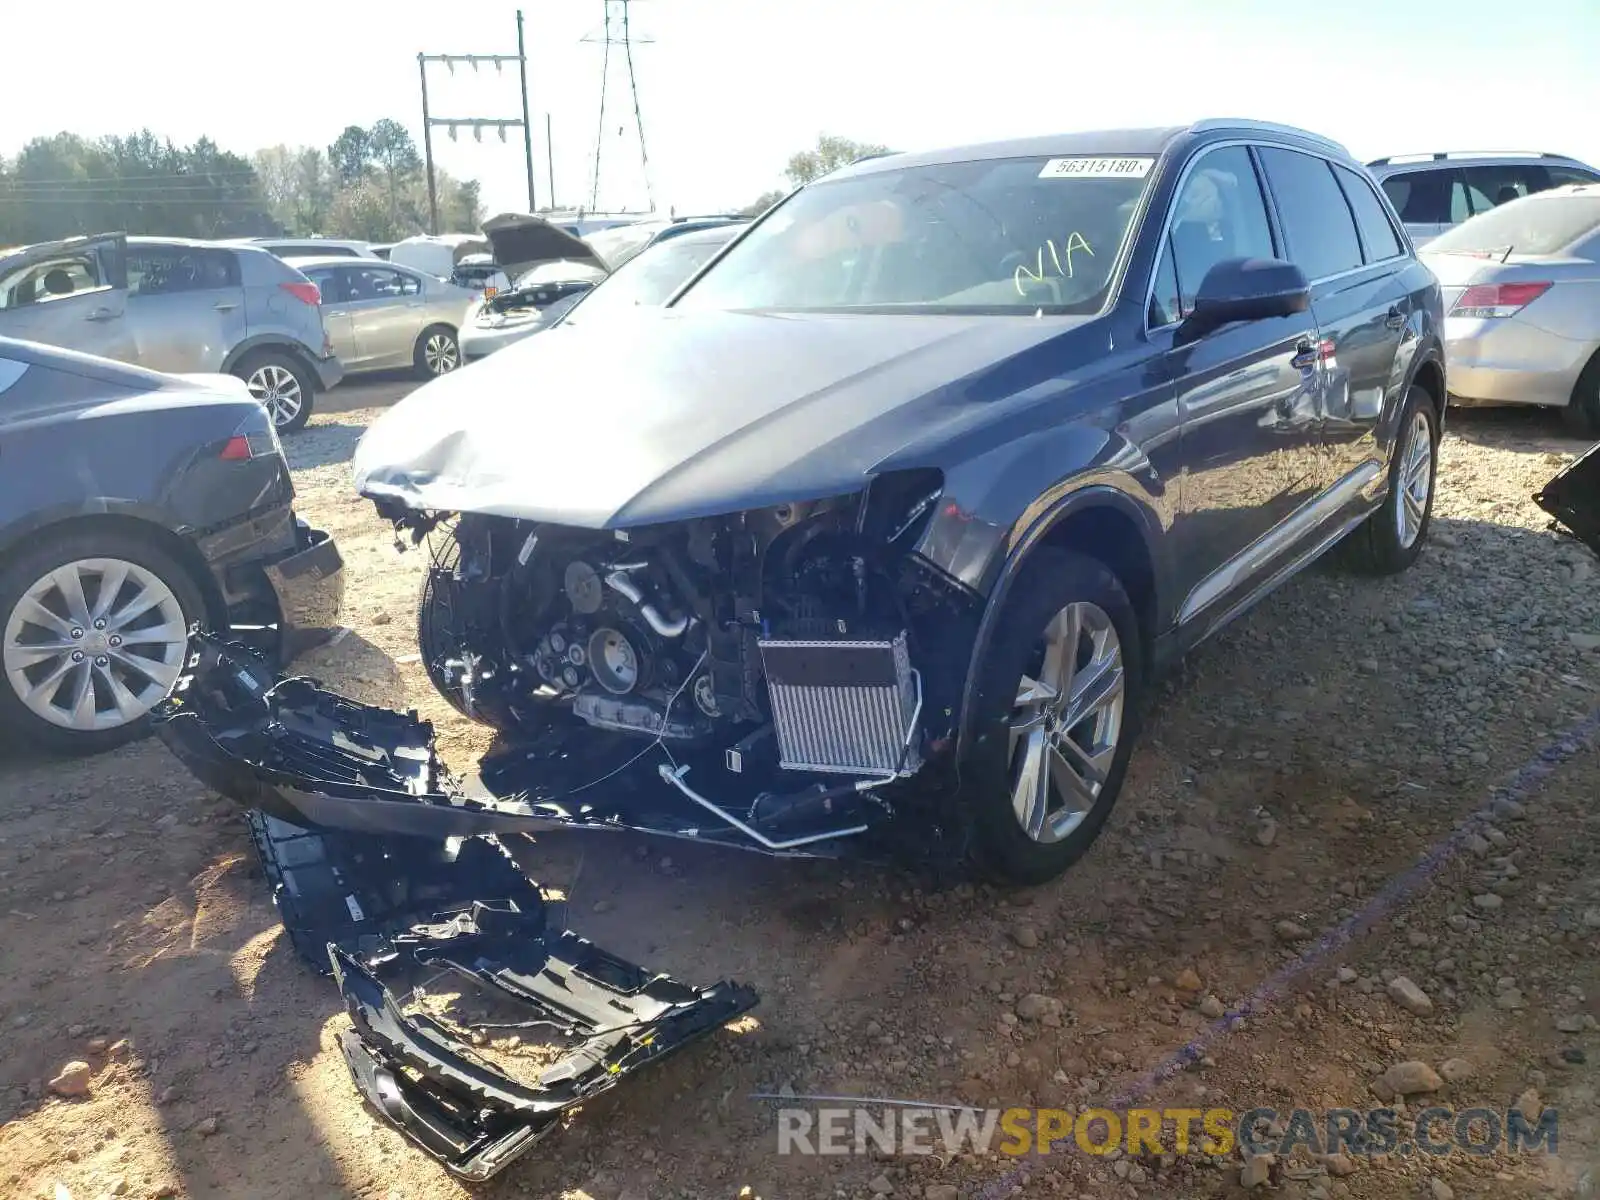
{"left": 1428, "top": 1180, "right": 1454, "bottom": 1200}
{"left": 85, "top": 1037, "right": 108, "bottom": 1054}
{"left": 1582, "top": 908, "right": 1600, "bottom": 930}
{"left": 1464, "top": 834, "right": 1490, "bottom": 857}
{"left": 1323, "top": 1152, "right": 1358, "bottom": 1177}
{"left": 1387, "top": 976, "right": 1434, "bottom": 1016}
{"left": 1514, "top": 1088, "right": 1541, "bottom": 1122}
{"left": 1255, "top": 820, "right": 1278, "bottom": 847}
{"left": 1199, "top": 995, "right": 1226, "bottom": 1019}
{"left": 1569, "top": 632, "right": 1600, "bottom": 652}
{"left": 1240, "top": 1155, "right": 1274, "bottom": 1188}
{"left": 1382, "top": 1061, "right": 1443, "bottom": 1095}
{"left": 1335, "top": 966, "right": 1358, "bottom": 984}
{"left": 1011, "top": 924, "right": 1039, "bottom": 949}
{"left": 1437, "top": 1057, "right": 1473, "bottom": 1083}
{"left": 1275, "top": 920, "right": 1310, "bottom": 942}
{"left": 48, "top": 1061, "right": 92, "bottom": 1098}
{"left": 1174, "top": 967, "right": 1203, "bottom": 992}
{"left": 1472, "top": 893, "right": 1503, "bottom": 912}
{"left": 1496, "top": 988, "right": 1525, "bottom": 1011}
{"left": 107, "top": 1178, "right": 128, "bottom": 1197}
{"left": 867, "top": 1173, "right": 894, "bottom": 1195}
{"left": 194, "top": 1116, "right": 219, "bottom": 1137}
{"left": 1555, "top": 1014, "right": 1586, "bottom": 1033}
{"left": 156, "top": 1086, "right": 179, "bottom": 1106}
{"left": 924, "top": 1188, "right": 959, "bottom": 1200}
{"left": 1015, "top": 994, "right": 1058, "bottom": 1021}
{"left": 371, "top": 612, "right": 392, "bottom": 626}
{"left": 1357, "top": 658, "right": 1380, "bottom": 674}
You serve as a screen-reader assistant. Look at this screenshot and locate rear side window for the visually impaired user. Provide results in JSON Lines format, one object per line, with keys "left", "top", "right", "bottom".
{"left": 1258, "top": 148, "right": 1363, "bottom": 279}
{"left": 346, "top": 267, "right": 422, "bottom": 300}
{"left": 1381, "top": 168, "right": 1471, "bottom": 225}
{"left": 301, "top": 267, "right": 345, "bottom": 302}
{"left": 126, "top": 246, "right": 241, "bottom": 295}
{"left": 1461, "top": 165, "right": 1540, "bottom": 211}
{"left": 1546, "top": 166, "right": 1600, "bottom": 189}
{"left": 1333, "top": 166, "right": 1404, "bottom": 262}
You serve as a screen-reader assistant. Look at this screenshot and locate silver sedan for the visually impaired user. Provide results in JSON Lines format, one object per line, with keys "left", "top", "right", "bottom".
{"left": 1421, "top": 184, "right": 1600, "bottom": 436}
{"left": 285, "top": 256, "right": 480, "bottom": 379}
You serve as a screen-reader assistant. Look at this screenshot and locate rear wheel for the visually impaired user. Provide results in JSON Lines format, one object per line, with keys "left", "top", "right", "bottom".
{"left": 1340, "top": 384, "right": 1439, "bottom": 575}
{"left": 414, "top": 325, "right": 461, "bottom": 379}
{"left": 1562, "top": 353, "right": 1600, "bottom": 439}
{"left": 960, "top": 548, "right": 1143, "bottom": 886}
{"left": 234, "top": 348, "right": 315, "bottom": 433}
{"left": 0, "top": 530, "right": 203, "bottom": 755}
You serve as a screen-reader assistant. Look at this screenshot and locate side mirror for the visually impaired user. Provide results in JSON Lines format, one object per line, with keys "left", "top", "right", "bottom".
{"left": 1174, "top": 257, "right": 1310, "bottom": 345}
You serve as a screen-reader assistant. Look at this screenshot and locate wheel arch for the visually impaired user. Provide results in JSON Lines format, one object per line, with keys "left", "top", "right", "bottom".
{"left": 0, "top": 511, "right": 224, "bottom": 630}
{"left": 953, "top": 485, "right": 1164, "bottom": 761}
{"left": 221, "top": 336, "right": 321, "bottom": 381}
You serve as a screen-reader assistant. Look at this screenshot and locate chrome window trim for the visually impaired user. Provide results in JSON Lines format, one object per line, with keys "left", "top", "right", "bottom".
{"left": 1144, "top": 137, "right": 1404, "bottom": 335}
{"left": 1331, "top": 162, "right": 1408, "bottom": 265}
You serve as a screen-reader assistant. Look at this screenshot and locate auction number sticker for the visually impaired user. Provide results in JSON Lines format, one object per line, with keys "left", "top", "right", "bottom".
{"left": 1038, "top": 156, "right": 1154, "bottom": 180}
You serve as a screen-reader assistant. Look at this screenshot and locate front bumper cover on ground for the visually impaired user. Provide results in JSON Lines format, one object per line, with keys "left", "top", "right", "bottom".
{"left": 1536, "top": 440, "right": 1600, "bottom": 560}
{"left": 236, "top": 782, "right": 758, "bottom": 1180}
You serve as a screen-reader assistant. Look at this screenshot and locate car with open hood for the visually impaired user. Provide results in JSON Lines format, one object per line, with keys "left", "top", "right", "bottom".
{"left": 157, "top": 118, "right": 1445, "bottom": 885}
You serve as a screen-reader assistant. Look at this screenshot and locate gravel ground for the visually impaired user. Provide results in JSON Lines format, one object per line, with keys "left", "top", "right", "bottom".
{"left": 1, "top": 392, "right": 1598, "bottom": 1200}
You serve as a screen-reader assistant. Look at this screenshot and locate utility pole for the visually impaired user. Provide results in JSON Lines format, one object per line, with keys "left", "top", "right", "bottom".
{"left": 546, "top": 113, "right": 557, "bottom": 209}
{"left": 582, "top": 0, "right": 654, "bottom": 213}
{"left": 417, "top": 10, "right": 538, "bottom": 235}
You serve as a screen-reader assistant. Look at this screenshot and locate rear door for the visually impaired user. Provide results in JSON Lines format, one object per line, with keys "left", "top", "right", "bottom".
{"left": 346, "top": 265, "right": 423, "bottom": 369}
{"left": 301, "top": 266, "right": 355, "bottom": 363}
{"left": 124, "top": 244, "right": 248, "bottom": 373}
{"left": 1257, "top": 149, "right": 1410, "bottom": 485}
{"left": 0, "top": 236, "right": 135, "bottom": 361}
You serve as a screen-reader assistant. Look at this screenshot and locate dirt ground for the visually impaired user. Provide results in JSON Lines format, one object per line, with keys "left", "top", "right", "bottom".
{"left": 2, "top": 383, "right": 1599, "bottom": 1200}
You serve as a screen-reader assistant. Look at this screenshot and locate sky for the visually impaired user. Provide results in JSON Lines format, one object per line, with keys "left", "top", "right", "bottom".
{"left": 4, "top": 0, "right": 1598, "bottom": 224}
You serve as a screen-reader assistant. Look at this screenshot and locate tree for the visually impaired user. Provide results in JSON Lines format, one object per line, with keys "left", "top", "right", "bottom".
{"left": 740, "top": 188, "right": 787, "bottom": 217}
{"left": 328, "top": 125, "right": 373, "bottom": 186}
{"left": 784, "top": 134, "right": 889, "bottom": 187}
{"left": 367, "top": 118, "right": 421, "bottom": 224}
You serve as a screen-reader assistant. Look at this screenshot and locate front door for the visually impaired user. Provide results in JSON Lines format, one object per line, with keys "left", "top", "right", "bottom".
{"left": 346, "top": 265, "right": 423, "bottom": 370}
{"left": 1152, "top": 144, "right": 1327, "bottom": 629}
{"left": 124, "top": 244, "right": 249, "bottom": 373}
{"left": 0, "top": 236, "right": 135, "bottom": 362}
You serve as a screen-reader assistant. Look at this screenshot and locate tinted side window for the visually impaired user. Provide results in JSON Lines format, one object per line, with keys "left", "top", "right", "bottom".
{"left": 346, "top": 267, "right": 419, "bottom": 300}
{"left": 127, "top": 246, "right": 240, "bottom": 295}
{"left": 1258, "top": 148, "right": 1363, "bottom": 279}
{"left": 1462, "top": 165, "right": 1538, "bottom": 211}
{"left": 0, "top": 253, "right": 105, "bottom": 310}
{"left": 1165, "top": 145, "right": 1276, "bottom": 317}
{"left": 1546, "top": 166, "right": 1600, "bottom": 189}
{"left": 1333, "top": 166, "right": 1404, "bottom": 262}
{"left": 302, "top": 267, "right": 344, "bottom": 302}
{"left": 1381, "top": 169, "right": 1469, "bottom": 225}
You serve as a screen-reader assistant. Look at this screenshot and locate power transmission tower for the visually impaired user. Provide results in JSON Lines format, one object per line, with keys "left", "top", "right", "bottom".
{"left": 582, "top": 0, "right": 654, "bottom": 212}
{"left": 417, "top": 9, "right": 538, "bottom": 234}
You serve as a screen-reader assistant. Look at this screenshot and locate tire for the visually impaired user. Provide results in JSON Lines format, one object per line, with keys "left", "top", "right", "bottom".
{"left": 233, "top": 348, "right": 315, "bottom": 433}
{"left": 1561, "top": 353, "right": 1600, "bottom": 439}
{"left": 0, "top": 529, "right": 205, "bottom": 756}
{"left": 1340, "top": 384, "right": 1440, "bottom": 575}
{"left": 959, "top": 548, "right": 1144, "bottom": 886}
{"left": 414, "top": 325, "right": 461, "bottom": 379}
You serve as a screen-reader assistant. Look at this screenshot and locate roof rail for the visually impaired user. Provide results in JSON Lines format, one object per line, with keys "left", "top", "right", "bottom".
{"left": 1189, "top": 118, "right": 1349, "bottom": 156}
{"left": 1368, "top": 150, "right": 1577, "bottom": 166}
{"left": 850, "top": 150, "right": 900, "bottom": 165}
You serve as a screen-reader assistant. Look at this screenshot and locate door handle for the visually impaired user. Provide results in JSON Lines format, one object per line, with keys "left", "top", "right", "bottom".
{"left": 214, "top": 301, "right": 238, "bottom": 312}
{"left": 1289, "top": 340, "right": 1318, "bottom": 371}
{"left": 1385, "top": 307, "right": 1406, "bottom": 331}
{"left": 325, "top": 310, "right": 348, "bottom": 318}
{"left": 84, "top": 307, "right": 117, "bottom": 322}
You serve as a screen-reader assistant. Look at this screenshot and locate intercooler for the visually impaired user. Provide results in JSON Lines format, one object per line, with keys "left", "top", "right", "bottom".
{"left": 757, "top": 631, "right": 921, "bottom": 775}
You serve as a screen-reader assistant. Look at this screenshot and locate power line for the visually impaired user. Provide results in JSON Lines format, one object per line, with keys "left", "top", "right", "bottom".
{"left": 0, "top": 169, "right": 261, "bottom": 187}
{"left": 583, "top": 0, "right": 654, "bottom": 212}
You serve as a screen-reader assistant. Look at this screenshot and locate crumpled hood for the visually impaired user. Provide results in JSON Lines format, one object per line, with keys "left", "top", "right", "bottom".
{"left": 351, "top": 308, "right": 1095, "bottom": 527}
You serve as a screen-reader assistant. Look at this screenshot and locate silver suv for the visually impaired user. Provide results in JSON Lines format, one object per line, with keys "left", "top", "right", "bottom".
{"left": 0, "top": 234, "right": 343, "bottom": 432}
{"left": 1367, "top": 151, "right": 1600, "bottom": 247}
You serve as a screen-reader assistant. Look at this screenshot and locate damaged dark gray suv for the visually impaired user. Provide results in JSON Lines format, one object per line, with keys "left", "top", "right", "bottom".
{"left": 159, "top": 119, "right": 1446, "bottom": 886}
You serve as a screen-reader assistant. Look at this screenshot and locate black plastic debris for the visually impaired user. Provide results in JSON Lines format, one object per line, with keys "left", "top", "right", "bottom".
{"left": 1535, "top": 439, "right": 1600, "bottom": 559}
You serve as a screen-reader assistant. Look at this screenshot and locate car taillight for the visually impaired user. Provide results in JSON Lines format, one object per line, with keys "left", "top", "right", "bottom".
{"left": 1450, "top": 281, "right": 1552, "bottom": 319}
{"left": 280, "top": 280, "right": 321, "bottom": 306}
{"left": 220, "top": 408, "right": 284, "bottom": 462}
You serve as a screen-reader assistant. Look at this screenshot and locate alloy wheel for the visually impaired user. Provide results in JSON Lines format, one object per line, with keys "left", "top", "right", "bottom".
{"left": 3, "top": 558, "right": 188, "bottom": 731}
{"left": 1395, "top": 408, "right": 1434, "bottom": 549}
{"left": 1007, "top": 601, "right": 1126, "bottom": 845}
{"left": 246, "top": 363, "right": 304, "bottom": 428}
{"left": 425, "top": 333, "right": 460, "bottom": 375}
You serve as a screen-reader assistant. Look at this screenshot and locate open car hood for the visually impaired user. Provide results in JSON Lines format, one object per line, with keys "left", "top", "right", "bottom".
{"left": 482, "top": 211, "right": 605, "bottom": 275}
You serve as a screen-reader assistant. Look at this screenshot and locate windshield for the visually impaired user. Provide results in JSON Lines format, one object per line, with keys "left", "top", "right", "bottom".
{"left": 672, "top": 155, "right": 1154, "bottom": 315}
{"left": 1427, "top": 193, "right": 1600, "bottom": 257}
{"left": 563, "top": 232, "right": 735, "bottom": 325}
{"left": 584, "top": 223, "right": 666, "bottom": 270}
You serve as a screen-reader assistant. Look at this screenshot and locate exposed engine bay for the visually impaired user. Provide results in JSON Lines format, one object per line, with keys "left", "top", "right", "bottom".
{"left": 388, "top": 472, "right": 976, "bottom": 852}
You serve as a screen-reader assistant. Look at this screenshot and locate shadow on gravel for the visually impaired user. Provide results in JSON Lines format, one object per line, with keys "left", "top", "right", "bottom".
{"left": 1445, "top": 403, "right": 1589, "bottom": 452}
